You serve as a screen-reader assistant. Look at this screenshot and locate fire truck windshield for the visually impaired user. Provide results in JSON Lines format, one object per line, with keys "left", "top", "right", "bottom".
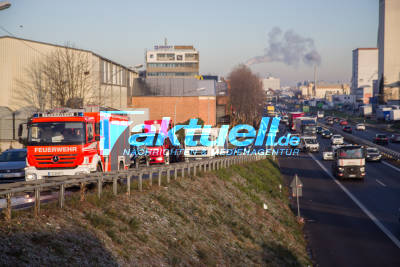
{"left": 28, "top": 122, "right": 85, "bottom": 145}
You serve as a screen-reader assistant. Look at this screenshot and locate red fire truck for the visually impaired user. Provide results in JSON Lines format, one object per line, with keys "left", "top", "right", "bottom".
{"left": 19, "top": 108, "right": 131, "bottom": 181}
{"left": 143, "top": 119, "right": 174, "bottom": 165}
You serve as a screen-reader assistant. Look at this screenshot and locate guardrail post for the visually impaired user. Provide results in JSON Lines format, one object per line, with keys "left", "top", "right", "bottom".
{"left": 34, "top": 187, "right": 40, "bottom": 217}
{"left": 158, "top": 170, "right": 162, "bottom": 186}
{"left": 194, "top": 164, "right": 197, "bottom": 176}
{"left": 127, "top": 174, "right": 131, "bottom": 196}
{"left": 59, "top": 184, "right": 65, "bottom": 208}
{"left": 80, "top": 182, "right": 86, "bottom": 201}
{"left": 113, "top": 177, "right": 117, "bottom": 195}
{"left": 139, "top": 172, "right": 143, "bottom": 191}
{"left": 174, "top": 167, "right": 177, "bottom": 180}
{"left": 167, "top": 168, "right": 170, "bottom": 183}
{"left": 149, "top": 171, "right": 153, "bottom": 186}
{"left": 97, "top": 177, "right": 102, "bottom": 198}
{"left": 203, "top": 162, "right": 206, "bottom": 172}
{"left": 5, "top": 193, "right": 11, "bottom": 222}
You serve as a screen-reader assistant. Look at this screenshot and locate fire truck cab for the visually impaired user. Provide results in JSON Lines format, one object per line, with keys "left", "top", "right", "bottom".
{"left": 20, "top": 108, "right": 131, "bottom": 181}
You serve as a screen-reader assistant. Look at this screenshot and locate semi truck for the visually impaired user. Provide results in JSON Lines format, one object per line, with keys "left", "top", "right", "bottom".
{"left": 288, "top": 112, "right": 305, "bottom": 131}
{"left": 294, "top": 116, "right": 317, "bottom": 136}
{"left": 19, "top": 108, "right": 131, "bottom": 181}
{"left": 331, "top": 145, "right": 366, "bottom": 179}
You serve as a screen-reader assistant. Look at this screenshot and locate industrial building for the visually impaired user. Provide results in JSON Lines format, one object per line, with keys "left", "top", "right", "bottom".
{"left": 261, "top": 76, "right": 280, "bottom": 91}
{"left": 378, "top": 0, "right": 400, "bottom": 103}
{"left": 351, "top": 48, "right": 378, "bottom": 102}
{"left": 145, "top": 44, "right": 199, "bottom": 78}
{"left": 130, "top": 77, "right": 218, "bottom": 125}
{"left": 0, "top": 36, "right": 138, "bottom": 150}
{"left": 300, "top": 82, "right": 350, "bottom": 100}
{"left": 0, "top": 36, "right": 138, "bottom": 111}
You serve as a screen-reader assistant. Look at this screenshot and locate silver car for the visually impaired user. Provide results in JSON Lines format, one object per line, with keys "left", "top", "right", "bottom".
{"left": 0, "top": 148, "right": 27, "bottom": 181}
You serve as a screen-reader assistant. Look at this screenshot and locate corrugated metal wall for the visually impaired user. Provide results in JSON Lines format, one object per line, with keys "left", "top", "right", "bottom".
{"left": 132, "top": 78, "right": 216, "bottom": 97}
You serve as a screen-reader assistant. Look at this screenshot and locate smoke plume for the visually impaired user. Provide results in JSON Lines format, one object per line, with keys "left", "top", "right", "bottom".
{"left": 246, "top": 27, "right": 321, "bottom": 67}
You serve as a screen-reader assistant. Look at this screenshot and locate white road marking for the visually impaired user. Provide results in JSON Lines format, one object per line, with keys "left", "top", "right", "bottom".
{"left": 382, "top": 161, "right": 400, "bottom": 173}
{"left": 375, "top": 179, "right": 387, "bottom": 187}
{"left": 308, "top": 153, "right": 400, "bottom": 249}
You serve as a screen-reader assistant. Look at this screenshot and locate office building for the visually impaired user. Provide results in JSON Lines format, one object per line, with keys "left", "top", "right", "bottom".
{"left": 351, "top": 48, "right": 378, "bottom": 94}
{"left": 146, "top": 45, "right": 199, "bottom": 78}
{"left": 261, "top": 76, "right": 280, "bottom": 91}
{"left": 378, "top": 0, "right": 400, "bottom": 103}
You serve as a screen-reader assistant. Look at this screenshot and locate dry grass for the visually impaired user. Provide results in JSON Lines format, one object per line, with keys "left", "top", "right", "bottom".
{"left": 0, "top": 159, "right": 310, "bottom": 266}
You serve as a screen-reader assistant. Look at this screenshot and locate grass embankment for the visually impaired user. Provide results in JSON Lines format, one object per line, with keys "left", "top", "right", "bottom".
{"left": 0, "top": 159, "right": 310, "bottom": 266}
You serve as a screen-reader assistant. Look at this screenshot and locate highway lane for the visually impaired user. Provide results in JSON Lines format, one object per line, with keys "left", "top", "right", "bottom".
{"left": 278, "top": 125, "right": 400, "bottom": 266}
{"left": 327, "top": 119, "right": 400, "bottom": 153}
{"left": 316, "top": 134, "right": 400, "bottom": 242}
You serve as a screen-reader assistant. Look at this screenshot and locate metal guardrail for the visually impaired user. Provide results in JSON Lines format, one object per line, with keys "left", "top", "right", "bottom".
{"left": 319, "top": 122, "right": 400, "bottom": 160}
{"left": 0, "top": 154, "right": 267, "bottom": 221}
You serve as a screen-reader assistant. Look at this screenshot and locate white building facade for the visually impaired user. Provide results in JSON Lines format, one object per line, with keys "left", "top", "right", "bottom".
{"left": 146, "top": 45, "right": 199, "bottom": 78}
{"left": 378, "top": 0, "right": 400, "bottom": 103}
{"left": 351, "top": 48, "right": 378, "bottom": 96}
{"left": 262, "top": 77, "right": 280, "bottom": 91}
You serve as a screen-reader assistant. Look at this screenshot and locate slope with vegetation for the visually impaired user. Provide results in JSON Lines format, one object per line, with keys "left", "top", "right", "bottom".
{"left": 0, "top": 159, "right": 310, "bottom": 266}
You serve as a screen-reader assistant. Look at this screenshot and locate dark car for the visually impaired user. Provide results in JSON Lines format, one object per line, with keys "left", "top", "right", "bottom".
{"left": 374, "top": 134, "right": 389, "bottom": 145}
{"left": 342, "top": 126, "right": 352, "bottom": 133}
{"left": 366, "top": 147, "right": 382, "bottom": 162}
{"left": 0, "top": 148, "right": 27, "bottom": 181}
{"left": 316, "top": 126, "right": 323, "bottom": 134}
{"left": 321, "top": 130, "right": 333, "bottom": 138}
{"left": 390, "top": 134, "right": 400, "bottom": 143}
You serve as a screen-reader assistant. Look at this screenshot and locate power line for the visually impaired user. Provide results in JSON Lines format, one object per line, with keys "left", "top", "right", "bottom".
{"left": 0, "top": 25, "right": 48, "bottom": 57}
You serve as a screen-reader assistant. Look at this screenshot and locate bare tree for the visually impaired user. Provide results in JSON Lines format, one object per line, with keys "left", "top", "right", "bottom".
{"left": 228, "top": 65, "right": 265, "bottom": 126}
{"left": 14, "top": 45, "right": 94, "bottom": 110}
{"left": 14, "top": 59, "right": 48, "bottom": 111}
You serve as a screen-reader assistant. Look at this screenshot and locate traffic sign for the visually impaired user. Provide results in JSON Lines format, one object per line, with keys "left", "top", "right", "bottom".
{"left": 290, "top": 174, "right": 303, "bottom": 218}
{"left": 290, "top": 174, "right": 303, "bottom": 197}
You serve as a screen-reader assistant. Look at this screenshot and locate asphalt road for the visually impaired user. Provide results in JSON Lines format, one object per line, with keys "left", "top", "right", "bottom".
{"left": 278, "top": 123, "right": 400, "bottom": 266}
{"left": 328, "top": 120, "right": 400, "bottom": 152}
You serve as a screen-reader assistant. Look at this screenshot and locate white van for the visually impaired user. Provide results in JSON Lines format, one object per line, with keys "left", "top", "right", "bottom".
{"left": 184, "top": 128, "right": 223, "bottom": 161}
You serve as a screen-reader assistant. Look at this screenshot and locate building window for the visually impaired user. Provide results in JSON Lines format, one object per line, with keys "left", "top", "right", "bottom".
{"left": 177, "top": 55, "right": 183, "bottom": 60}
{"left": 166, "top": 54, "right": 175, "bottom": 61}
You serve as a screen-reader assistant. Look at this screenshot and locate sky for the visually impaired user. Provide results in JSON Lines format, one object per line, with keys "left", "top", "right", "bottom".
{"left": 0, "top": 0, "right": 379, "bottom": 86}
